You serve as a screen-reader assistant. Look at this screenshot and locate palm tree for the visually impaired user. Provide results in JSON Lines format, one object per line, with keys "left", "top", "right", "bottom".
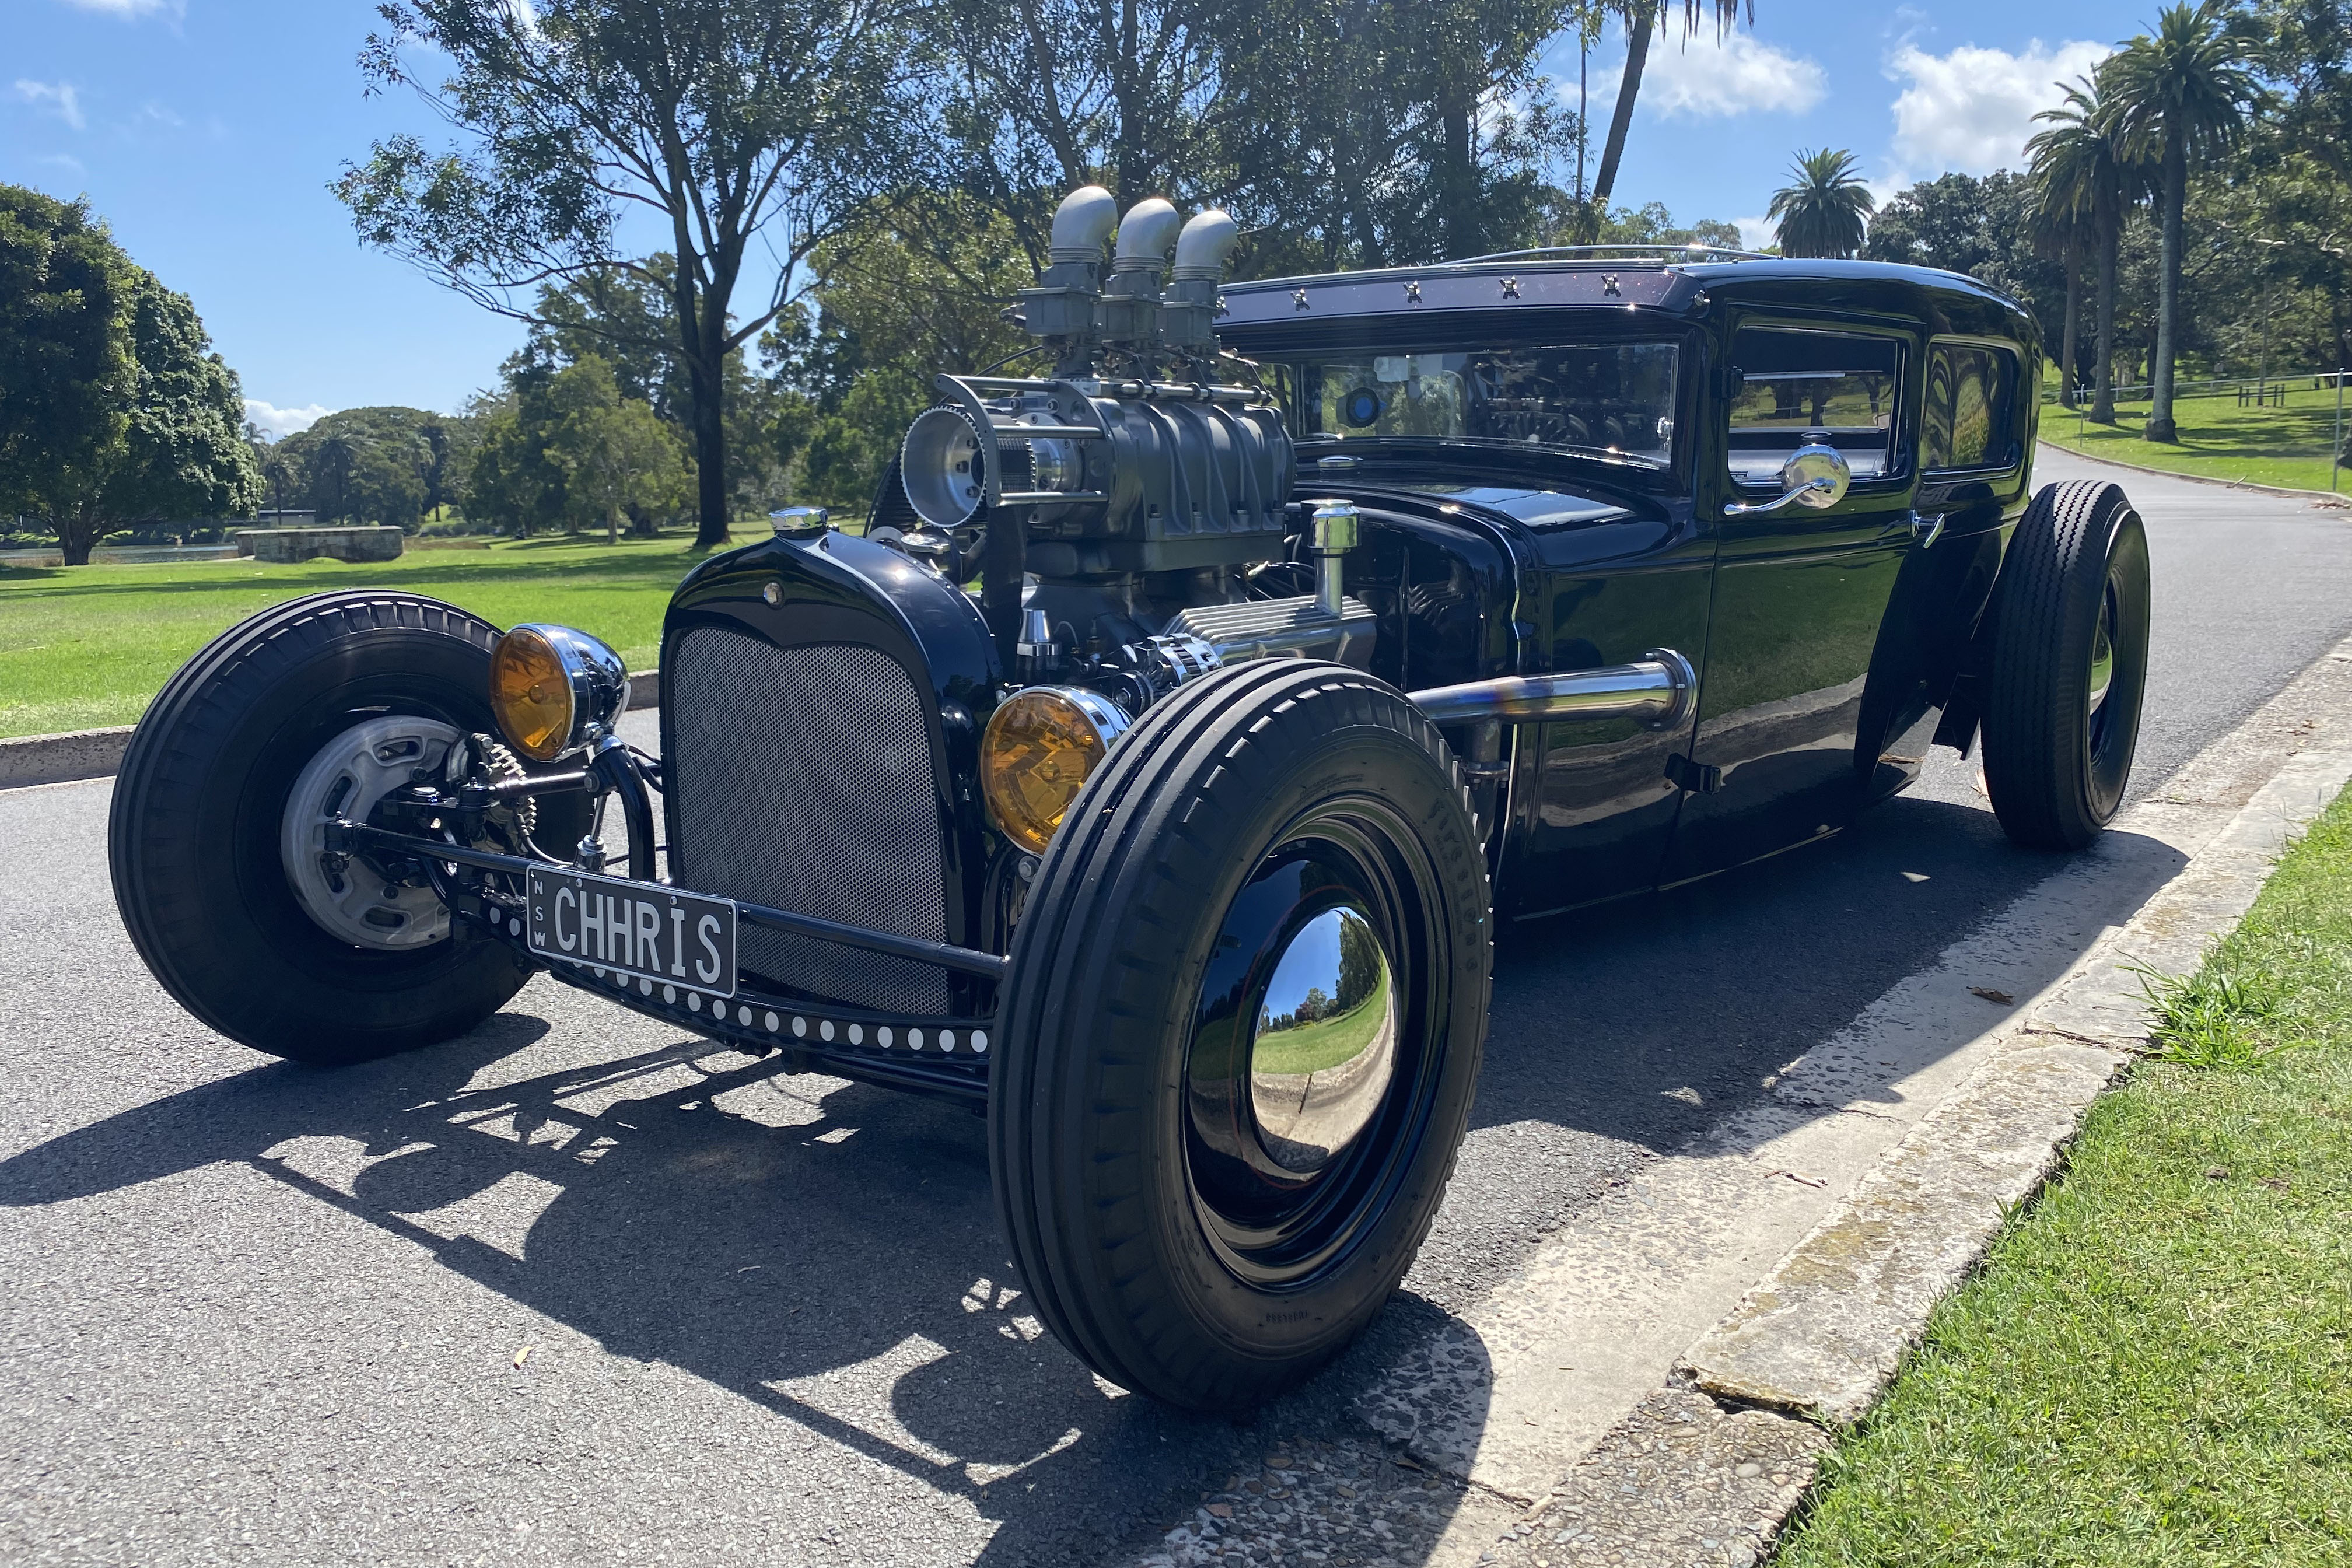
{"left": 2104, "top": 0, "right": 2261, "bottom": 442}
{"left": 2028, "top": 72, "right": 2146, "bottom": 424}
{"left": 1583, "top": 2, "right": 1753, "bottom": 239}
{"left": 2027, "top": 203, "right": 2086, "bottom": 409}
{"left": 1768, "top": 148, "right": 1874, "bottom": 259}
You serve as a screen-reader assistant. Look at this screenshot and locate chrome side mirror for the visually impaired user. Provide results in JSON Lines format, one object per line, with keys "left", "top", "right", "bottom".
{"left": 1726, "top": 443, "right": 1852, "bottom": 516}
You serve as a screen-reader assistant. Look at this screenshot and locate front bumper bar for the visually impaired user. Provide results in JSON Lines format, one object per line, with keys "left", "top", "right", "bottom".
{"left": 330, "top": 820, "right": 1000, "bottom": 1102}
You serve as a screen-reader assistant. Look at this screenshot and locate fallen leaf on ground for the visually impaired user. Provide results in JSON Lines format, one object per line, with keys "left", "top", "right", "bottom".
{"left": 1969, "top": 986, "right": 2015, "bottom": 1006}
{"left": 512, "top": 1346, "right": 534, "bottom": 1370}
{"left": 2206, "top": 1166, "right": 2231, "bottom": 1180}
{"left": 1773, "top": 1170, "right": 1829, "bottom": 1189}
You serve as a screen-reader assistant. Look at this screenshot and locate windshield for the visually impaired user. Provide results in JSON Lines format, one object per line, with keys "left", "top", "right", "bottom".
{"left": 1281, "top": 342, "right": 1680, "bottom": 468}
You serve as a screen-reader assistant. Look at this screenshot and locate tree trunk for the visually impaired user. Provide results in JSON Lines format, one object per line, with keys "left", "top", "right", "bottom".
{"left": 1114, "top": 0, "right": 1142, "bottom": 201}
{"left": 2091, "top": 206, "right": 2119, "bottom": 425}
{"left": 2147, "top": 139, "right": 2185, "bottom": 443}
{"left": 1439, "top": 98, "right": 1475, "bottom": 260}
{"left": 2059, "top": 229, "right": 2081, "bottom": 410}
{"left": 690, "top": 377, "right": 727, "bottom": 547}
{"left": 1589, "top": 9, "right": 1654, "bottom": 220}
{"left": 677, "top": 269, "right": 732, "bottom": 550}
{"left": 58, "top": 505, "right": 99, "bottom": 566}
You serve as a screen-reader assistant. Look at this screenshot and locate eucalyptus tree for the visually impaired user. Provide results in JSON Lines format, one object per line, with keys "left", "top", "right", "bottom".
{"left": 930, "top": 0, "right": 1224, "bottom": 247}
{"left": 2029, "top": 73, "right": 2146, "bottom": 423}
{"left": 1768, "top": 148, "right": 1874, "bottom": 258}
{"left": 2104, "top": 0, "right": 2262, "bottom": 442}
{"left": 336, "top": 0, "right": 923, "bottom": 547}
{"left": 1210, "top": 0, "right": 1578, "bottom": 264}
{"left": 937, "top": 0, "right": 1579, "bottom": 267}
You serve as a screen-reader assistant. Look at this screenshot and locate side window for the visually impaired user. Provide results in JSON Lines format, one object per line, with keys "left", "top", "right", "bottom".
{"left": 1922, "top": 342, "right": 2019, "bottom": 471}
{"left": 1726, "top": 327, "right": 1901, "bottom": 485}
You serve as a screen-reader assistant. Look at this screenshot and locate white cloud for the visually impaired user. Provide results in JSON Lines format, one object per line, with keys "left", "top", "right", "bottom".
{"left": 61, "top": 0, "right": 183, "bottom": 16}
{"left": 1640, "top": 30, "right": 1828, "bottom": 120}
{"left": 1733, "top": 215, "right": 1775, "bottom": 252}
{"left": 13, "top": 79, "right": 86, "bottom": 132}
{"left": 244, "top": 400, "right": 334, "bottom": 439}
{"left": 1887, "top": 40, "right": 2113, "bottom": 176}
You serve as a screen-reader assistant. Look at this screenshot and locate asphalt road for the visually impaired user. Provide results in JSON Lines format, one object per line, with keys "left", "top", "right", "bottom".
{"left": 5, "top": 452, "right": 2350, "bottom": 1567}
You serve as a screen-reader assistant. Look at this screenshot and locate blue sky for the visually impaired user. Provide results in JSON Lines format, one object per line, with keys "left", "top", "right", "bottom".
{"left": 5, "top": 0, "right": 2162, "bottom": 432}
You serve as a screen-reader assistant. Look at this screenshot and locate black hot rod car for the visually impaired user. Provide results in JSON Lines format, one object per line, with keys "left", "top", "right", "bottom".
{"left": 110, "top": 186, "right": 2150, "bottom": 1412}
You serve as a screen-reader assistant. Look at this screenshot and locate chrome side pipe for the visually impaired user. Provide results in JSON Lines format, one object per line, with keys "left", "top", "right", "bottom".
{"left": 1408, "top": 648, "right": 1696, "bottom": 731}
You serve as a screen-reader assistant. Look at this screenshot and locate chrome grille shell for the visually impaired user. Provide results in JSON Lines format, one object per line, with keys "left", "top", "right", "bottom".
{"left": 658, "top": 531, "right": 1003, "bottom": 1015}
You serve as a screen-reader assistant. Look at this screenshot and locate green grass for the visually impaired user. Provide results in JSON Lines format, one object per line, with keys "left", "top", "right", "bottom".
{"left": 0, "top": 533, "right": 719, "bottom": 738}
{"left": 1775, "top": 783, "right": 2352, "bottom": 1567}
{"left": 2042, "top": 380, "right": 2350, "bottom": 493}
{"left": 1252, "top": 991, "right": 1390, "bottom": 1076}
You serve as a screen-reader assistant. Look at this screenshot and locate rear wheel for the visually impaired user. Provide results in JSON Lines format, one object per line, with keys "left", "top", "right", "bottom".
{"left": 109, "top": 591, "right": 582, "bottom": 1064}
{"left": 1982, "top": 480, "right": 2152, "bottom": 850}
{"left": 991, "top": 661, "right": 1492, "bottom": 1410}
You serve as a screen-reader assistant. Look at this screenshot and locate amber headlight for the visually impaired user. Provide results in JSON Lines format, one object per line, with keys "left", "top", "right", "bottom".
{"left": 489, "top": 624, "right": 629, "bottom": 762}
{"left": 980, "top": 686, "right": 1132, "bottom": 855}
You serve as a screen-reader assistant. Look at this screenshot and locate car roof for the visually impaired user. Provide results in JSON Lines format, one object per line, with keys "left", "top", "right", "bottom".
{"left": 1216, "top": 253, "right": 2038, "bottom": 348}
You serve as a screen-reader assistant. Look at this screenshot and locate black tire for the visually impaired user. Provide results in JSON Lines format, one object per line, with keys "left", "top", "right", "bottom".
{"left": 1982, "top": 480, "right": 2152, "bottom": 850}
{"left": 991, "top": 660, "right": 1492, "bottom": 1411}
{"left": 109, "top": 591, "right": 561, "bottom": 1064}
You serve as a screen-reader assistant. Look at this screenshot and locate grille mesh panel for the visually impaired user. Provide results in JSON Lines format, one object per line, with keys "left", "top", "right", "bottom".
{"left": 667, "top": 628, "right": 950, "bottom": 1013}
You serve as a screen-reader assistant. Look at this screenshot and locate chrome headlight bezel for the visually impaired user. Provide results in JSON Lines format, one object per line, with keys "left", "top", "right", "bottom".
{"left": 489, "top": 622, "right": 630, "bottom": 762}
{"left": 979, "top": 684, "right": 1133, "bottom": 854}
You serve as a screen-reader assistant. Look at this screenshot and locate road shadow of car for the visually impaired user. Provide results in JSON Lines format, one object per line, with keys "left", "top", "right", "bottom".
{"left": 1479, "top": 792, "right": 2186, "bottom": 1152}
{"left": 0, "top": 789, "right": 2185, "bottom": 1567}
{"left": 0, "top": 1007, "right": 1492, "bottom": 1565}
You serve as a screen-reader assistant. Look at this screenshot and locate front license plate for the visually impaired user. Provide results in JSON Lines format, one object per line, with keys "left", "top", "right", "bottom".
{"left": 527, "top": 868, "right": 737, "bottom": 999}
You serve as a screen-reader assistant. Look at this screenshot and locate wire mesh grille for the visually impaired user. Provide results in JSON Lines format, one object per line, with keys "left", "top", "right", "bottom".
{"left": 667, "top": 628, "right": 951, "bottom": 1013}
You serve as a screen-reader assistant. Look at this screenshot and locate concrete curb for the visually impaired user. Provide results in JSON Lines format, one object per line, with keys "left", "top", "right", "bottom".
{"left": 1678, "top": 736, "right": 2352, "bottom": 1424}
{"left": 2040, "top": 438, "right": 2349, "bottom": 503}
{"left": 0, "top": 668, "right": 663, "bottom": 792}
{"left": 0, "top": 727, "right": 134, "bottom": 790}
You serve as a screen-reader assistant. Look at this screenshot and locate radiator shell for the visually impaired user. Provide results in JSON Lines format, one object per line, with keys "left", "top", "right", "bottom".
{"left": 658, "top": 531, "right": 1002, "bottom": 1014}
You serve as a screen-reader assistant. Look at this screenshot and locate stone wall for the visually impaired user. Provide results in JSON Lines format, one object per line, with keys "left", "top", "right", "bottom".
{"left": 243, "top": 526, "right": 405, "bottom": 564}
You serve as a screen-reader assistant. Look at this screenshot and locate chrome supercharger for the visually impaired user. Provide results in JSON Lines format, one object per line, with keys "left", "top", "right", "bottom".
{"left": 887, "top": 191, "right": 1364, "bottom": 687}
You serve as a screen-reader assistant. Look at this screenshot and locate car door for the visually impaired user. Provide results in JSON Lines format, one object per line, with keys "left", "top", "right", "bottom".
{"left": 1662, "top": 317, "right": 1922, "bottom": 882}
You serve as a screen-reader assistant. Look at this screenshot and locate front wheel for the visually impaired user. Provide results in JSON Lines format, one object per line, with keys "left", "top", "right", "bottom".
{"left": 109, "top": 591, "right": 582, "bottom": 1064}
{"left": 991, "top": 661, "right": 1492, "bottom": 1410}
{"left": 1983, "top": 480, "right": 2152, "bottom": 850}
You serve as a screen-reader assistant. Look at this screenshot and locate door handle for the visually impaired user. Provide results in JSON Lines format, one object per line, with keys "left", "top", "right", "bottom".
{"left": 1908, "top": 510, "right": 1945, "bottom": 549}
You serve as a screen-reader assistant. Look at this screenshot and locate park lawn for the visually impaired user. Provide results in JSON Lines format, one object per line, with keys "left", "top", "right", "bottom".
{"left": 2040, "top": 380, "right": 2348, "bottom": 494}
{"left": 1774, "top": 783, "right": 2352, "bottom": 1567}
{"left": 1252, "top": 990, "right": 1389, "bottom": 1077}
{"left": 0, "top": 533, "right": 720, "bottom": 738}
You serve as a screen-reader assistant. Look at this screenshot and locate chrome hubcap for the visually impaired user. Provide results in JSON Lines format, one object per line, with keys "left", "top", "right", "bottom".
{"left": 2087, "top": 579, "right": 2118, "bottom": 729}
{"left": 279, "top": 715, "right": 461, "bottom": 950}
{"left": 1182, "top": 814, "right": 1441, "bottom": 1288}
{"left": 1248, "top": 906, "right": 1398, "bottom": 1174}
